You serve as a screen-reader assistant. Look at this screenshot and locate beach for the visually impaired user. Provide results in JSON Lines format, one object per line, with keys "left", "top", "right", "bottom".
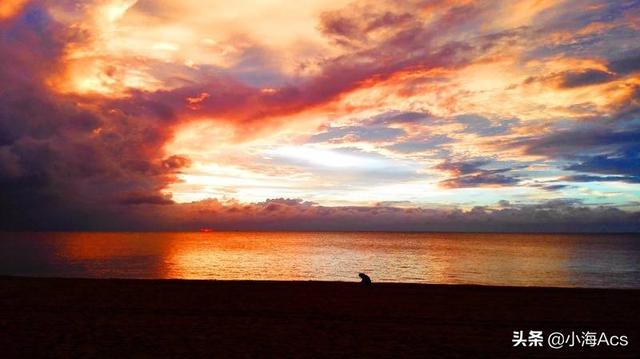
{"left": 0, "top": 277, "right": 638, "bottom": 358}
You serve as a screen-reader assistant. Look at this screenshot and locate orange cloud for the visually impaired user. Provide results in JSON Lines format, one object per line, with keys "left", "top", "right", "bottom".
{"left": 1, "top": 0, "right": 639, "bottom": 231}
{"left": 0, "top": 0, "right": 28, "bottom": 20}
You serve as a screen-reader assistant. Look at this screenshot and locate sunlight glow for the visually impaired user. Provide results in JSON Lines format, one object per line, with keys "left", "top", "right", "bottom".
{"left": 268, "top": 146, "right": 386, "bottom": 169}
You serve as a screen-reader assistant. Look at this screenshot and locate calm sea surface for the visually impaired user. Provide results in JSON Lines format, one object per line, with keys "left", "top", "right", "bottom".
{"left": 0, "top": 232, "right": 638, "bottom": 288}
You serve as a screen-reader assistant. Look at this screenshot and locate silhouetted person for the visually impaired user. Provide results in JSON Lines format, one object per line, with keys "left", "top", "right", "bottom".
{"left": 359, "top": 272, "right": 372, "bottom": 285}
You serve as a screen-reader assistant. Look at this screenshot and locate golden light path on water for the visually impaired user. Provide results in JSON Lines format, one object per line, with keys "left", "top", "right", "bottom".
{"left": 1, "top": 232, "right": 638, "bottom": 288}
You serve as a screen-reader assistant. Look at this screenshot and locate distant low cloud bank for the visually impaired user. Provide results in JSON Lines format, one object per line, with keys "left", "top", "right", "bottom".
{"left": 14, "top": 197, "right": 637, "bottom": 233}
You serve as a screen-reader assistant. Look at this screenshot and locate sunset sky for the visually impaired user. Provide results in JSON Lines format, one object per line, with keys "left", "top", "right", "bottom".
{"left": 1, "top": 0, "right": 639, "bottom": 231}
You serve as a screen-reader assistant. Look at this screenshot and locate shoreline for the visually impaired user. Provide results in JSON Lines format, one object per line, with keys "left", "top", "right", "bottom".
{"left": 1, "top": 276, "right": 638, "bottom": 357}
{"left": 3, "top": 230, "right": 640, "bottom": 235}
{"left": 3, "top": 275, "right": 640, "bottom": 290}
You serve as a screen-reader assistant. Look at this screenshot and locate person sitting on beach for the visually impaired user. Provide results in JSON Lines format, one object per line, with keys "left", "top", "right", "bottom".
{"left": 358, "top": 273, "right": 372, "bottom": 285}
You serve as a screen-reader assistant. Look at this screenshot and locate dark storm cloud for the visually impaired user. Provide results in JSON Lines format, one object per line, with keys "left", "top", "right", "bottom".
{"left": 0, "top": 2, "right": 189, "bottom": 229}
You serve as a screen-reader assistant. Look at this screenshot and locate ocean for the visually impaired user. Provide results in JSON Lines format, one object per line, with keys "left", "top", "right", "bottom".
{"left": 0, "top": 232, "right": 638, "bottom": 288}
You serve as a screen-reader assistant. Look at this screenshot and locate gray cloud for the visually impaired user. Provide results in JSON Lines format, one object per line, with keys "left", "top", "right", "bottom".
{"left": 557, "top": 69, "right": 614, "bottom": 88}
{"left": 455, "top": 115, "right": 519, "bottom": 136}
{"left": 309, "top": 125, "right": 406, "bottom": 143}
{"left": 435, "top": 159, "right": 520, "bottom": 188}
{"left": 562, "top": 174, "right": 640, "bottom": 183}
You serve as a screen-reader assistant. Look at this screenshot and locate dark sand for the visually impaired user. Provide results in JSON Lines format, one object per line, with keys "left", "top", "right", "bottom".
{"left": 0, "top": 277, "right": 638, "bottom": 358}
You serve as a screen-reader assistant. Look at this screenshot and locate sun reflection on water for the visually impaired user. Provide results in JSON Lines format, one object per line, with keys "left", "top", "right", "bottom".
{"left": 0, "top": 232, "right": 637, "bottom": 288}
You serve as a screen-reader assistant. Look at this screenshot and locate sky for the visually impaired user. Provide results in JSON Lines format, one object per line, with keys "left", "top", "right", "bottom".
{"left": 0, "top": 0, "right": 639, "bottom": 232}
